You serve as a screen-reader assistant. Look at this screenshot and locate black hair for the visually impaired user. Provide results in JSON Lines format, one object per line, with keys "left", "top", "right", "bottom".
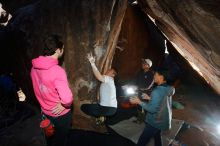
{"left": 155, "top": 68, "right": 169, "bottom": 81}
{"left": 111, "top": 67, "right": 118, "bottom": 76}
{"left": 43, "top": 34, "right": 64, "bottom": 56}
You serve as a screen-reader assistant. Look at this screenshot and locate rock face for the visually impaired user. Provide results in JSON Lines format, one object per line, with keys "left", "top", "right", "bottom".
{"left": 2, "top": 0, "right": 127, "bottom": 129}
{"left": 7, "top": 0, "right": 127, "bottom": 98}
{"left": 113, "top": 5, "right": 164, "bottom": 80}
{"left": 138, "top": 0, "right": 220, "bottom": 95}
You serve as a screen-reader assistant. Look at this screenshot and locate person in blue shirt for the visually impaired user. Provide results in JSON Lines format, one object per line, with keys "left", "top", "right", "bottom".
{"left": 130, "top": 69, "right": 175, "bottom": 146}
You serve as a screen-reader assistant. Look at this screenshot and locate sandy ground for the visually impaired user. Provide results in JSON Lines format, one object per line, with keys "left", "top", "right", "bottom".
{"left": 73, "top": 75, "right": 220, "bottom": 146}
{"left": 172, "top": 79, "right": 220, "bottom": 146}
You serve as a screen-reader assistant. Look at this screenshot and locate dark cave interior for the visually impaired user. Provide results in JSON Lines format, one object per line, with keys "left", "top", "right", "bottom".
{"left": 0, "top": 1, "right": 220, "bottom": 146}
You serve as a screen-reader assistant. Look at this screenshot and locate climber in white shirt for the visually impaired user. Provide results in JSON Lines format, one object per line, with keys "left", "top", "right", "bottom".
{"left": 81, "top": 53, "right": 117, "bottom": 118}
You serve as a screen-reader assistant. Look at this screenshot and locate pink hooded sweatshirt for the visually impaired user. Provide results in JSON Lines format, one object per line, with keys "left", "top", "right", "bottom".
{"left": 31, "top": 56, "right": 73, "bottom": 117}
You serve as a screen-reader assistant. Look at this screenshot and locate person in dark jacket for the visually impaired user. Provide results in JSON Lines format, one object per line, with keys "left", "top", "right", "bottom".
{"left": 135, "top": 58, "right": 154, "bottom": 92}
{"left": 130, "top": 69, "right": 175, "bottom": 146}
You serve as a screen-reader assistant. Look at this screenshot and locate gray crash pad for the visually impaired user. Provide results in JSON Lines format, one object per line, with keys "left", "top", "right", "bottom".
{"left": 109, "top": 117, "right": 184, "bottom": 146}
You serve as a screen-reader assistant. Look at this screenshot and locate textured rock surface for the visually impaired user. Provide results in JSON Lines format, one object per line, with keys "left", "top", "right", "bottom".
{"left": 138, "top": 0, "right": 220, "bottom": 95}
{"left": 7, "top": 0, "right": 127, "bottom": 98}
{"left": 112, "top": 5, "right": 164, "bottom": 80}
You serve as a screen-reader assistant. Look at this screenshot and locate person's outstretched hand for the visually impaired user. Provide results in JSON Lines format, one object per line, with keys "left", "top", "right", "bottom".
{"left": 141, "top": 93, "right": 151, "bottom": 100}
{"left": 52, "top": 102, "right": 65, "bottom": 115}
{"left": 87, "top": 53, "right": 95, "bottom": 64}
{"left": 129, "top": 97, "right": 141, "bottom": 105}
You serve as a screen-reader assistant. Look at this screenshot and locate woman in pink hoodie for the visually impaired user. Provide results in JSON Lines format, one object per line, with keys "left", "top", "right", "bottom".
{"left": 31, "top": 34, "right": 73, "bottom": 146}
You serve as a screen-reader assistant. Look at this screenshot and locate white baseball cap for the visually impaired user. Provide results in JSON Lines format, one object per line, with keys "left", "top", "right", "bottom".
{"left": 142, "top": 58, "right": 152, "bottom": 67}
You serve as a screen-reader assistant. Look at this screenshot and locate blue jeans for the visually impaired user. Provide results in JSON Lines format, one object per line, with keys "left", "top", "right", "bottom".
{"left": 137, "top": 123, "right": 162, "bottom": 146}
